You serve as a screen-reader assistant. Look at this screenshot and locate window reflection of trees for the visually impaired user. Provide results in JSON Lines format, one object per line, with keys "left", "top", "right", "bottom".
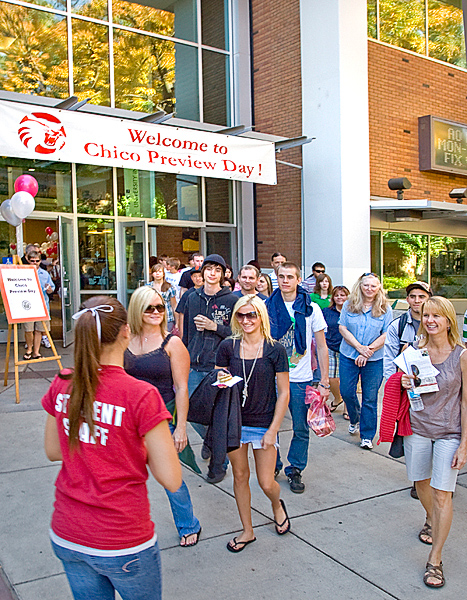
{"left": 369, "top": 0, "right": 466, "bottom": 68}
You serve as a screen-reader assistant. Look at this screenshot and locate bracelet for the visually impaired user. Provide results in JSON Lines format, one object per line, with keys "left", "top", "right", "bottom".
{"left": 318, "top": 382, "right": 331, "bottom": 389}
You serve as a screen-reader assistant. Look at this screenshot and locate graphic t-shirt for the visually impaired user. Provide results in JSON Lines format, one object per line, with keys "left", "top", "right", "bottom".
{"left": 279, "top": 301, "right": 327, "bottom": 382}
{"left": 41, "top": 365, "right": 171, "bottom": 550}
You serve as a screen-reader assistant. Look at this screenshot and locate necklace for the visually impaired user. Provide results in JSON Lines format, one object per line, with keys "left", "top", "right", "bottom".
{"left": 141, "top": 331, "right": 158, "bottom": 343}
{"left": 241, "top": 339, "right": 263, "bottom": 407}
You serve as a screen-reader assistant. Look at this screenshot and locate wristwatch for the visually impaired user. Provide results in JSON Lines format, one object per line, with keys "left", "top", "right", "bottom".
{"left": 318, "top": 382, "right": 331, "bottom": 389}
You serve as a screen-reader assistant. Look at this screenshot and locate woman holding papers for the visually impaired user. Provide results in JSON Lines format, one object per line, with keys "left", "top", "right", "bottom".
{"left": 401, "top": 296, "right": 467, "bottom": 589}
{"left": 215, "top": 295, "right": 290, "bottom": 552}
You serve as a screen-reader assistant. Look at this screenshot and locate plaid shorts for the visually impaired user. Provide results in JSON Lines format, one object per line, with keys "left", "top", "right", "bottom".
{"left": 329, "top": 349, "right": 340, "bottom": 378}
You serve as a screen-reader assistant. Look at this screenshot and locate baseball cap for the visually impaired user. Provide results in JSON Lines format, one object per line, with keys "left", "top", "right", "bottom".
{"left": 201, "top": 254, "right": 226, "bottom": 272}
{"left": 406, "top": 281, "right": 433, "bottom": 296}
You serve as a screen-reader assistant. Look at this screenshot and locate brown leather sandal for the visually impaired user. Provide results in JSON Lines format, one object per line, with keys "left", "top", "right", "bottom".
{"left": 418, "top": 521, "right": 432, "bottom": 545}
{"left": 423, "top": 562, "right": 444, "bottom": 588}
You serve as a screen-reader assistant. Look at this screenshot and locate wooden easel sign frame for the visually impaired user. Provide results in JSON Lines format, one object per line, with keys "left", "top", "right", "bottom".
{"left": 0, "top": 264, "right": 62, "bottom": 403}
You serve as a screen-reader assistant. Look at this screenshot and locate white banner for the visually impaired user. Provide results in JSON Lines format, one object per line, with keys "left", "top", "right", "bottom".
{"left": 0, "top": 100, "right": 277, "bottom": 185}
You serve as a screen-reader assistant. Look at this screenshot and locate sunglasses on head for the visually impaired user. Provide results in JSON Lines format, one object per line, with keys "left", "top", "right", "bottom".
{"left": 144, "top": 304, "right": 165, "bottom": 314}
{"left": 236, "top": 311, "right": 258, "bottom": 321}
{"left": 361, "top": 272, "right": 379, "bottom": 278}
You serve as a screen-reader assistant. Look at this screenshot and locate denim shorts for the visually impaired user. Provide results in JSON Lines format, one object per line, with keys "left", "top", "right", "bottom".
{"left": 404, "top": 433, "right": 461, "bottom": 492}
{"left": 240, "top": 426, "right": 279, "bottom": 450}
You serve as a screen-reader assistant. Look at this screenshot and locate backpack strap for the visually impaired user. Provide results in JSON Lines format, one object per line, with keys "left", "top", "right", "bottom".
{"left": 397, "top": 311, "right": 410, "bottom": 355}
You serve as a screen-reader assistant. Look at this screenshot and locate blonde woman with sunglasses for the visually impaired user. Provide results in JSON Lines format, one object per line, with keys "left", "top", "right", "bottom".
{"left": 125, "top": 286, "right": 201, "bottom": 548}
{"left": 215, "top": 295, "right": 290, "bottom": 552}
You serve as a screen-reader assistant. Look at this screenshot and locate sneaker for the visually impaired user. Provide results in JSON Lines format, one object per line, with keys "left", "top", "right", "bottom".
{"left": 206, "top": 470, "right": 226, "bottom": 484}
{"left": 201, "top": 443, "right": 211, "bottom": 461}
{"left": 360, "top": 439, "right": 373, "bottom": 450}
{"left": 348, "top": 423, "right": 359, "bottom": 435}
{"left": 41, "top": 335, "right": 51, "bottom": 348}
{"left": 287, "top": 467, "right": 305, "bottom": 494}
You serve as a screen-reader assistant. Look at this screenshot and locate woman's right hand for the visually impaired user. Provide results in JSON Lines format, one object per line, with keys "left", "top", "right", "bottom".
{"left": 401, "top": 374, "right": 414, "bottom": 389}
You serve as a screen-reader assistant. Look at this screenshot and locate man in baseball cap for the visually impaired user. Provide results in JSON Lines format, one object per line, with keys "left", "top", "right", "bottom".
{"left": 182, "top": 253, "right": 237, "bottom": 483}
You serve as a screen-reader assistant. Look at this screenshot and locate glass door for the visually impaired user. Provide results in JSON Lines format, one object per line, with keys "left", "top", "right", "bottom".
{"left": 118, "top": 221, "right": 148, "bottom": 307}
{"left": 59, "top": 215, "right": 76, "bottom": 347}
{"left": 203, "top": 228, "right": 236, "bottom": 270}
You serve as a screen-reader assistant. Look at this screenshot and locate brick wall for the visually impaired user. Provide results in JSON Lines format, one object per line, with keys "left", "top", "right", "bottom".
{"left": 369, "top": 40, "right": 467, "bottom": 202}
{"left": 251, "top": 0, "right": 303, "bottom": 268}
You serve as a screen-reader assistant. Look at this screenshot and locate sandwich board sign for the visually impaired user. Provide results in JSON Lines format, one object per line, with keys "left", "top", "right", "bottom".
{"left": 0, "top": 265, "right": 49, "bottom": 323}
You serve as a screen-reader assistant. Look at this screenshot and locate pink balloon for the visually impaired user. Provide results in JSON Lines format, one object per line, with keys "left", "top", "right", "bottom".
{"left": 14, "top": 175, "right": 39, "bottom": 197}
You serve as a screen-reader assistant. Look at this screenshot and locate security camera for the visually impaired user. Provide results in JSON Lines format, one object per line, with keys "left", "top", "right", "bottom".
{"left": 449, "top": 188, "right": 467, "bottom": 203}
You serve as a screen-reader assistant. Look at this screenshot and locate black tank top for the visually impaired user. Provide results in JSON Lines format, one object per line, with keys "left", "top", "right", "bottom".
{"left": 124, "top": 335, "right": 174, "bottom": 405}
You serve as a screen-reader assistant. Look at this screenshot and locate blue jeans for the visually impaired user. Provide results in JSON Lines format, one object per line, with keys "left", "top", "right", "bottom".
{"left": 276, "top": 381, "right": 312, "bottom": 475}
{"left": 188, "top": 369, "right": 208, "bottom": 440}
{"left": 52, "top": 540, "right": 162, "bottom": 600}
{"left": 166, "top": 422, "right": 200, "bottom": 538}
{"left": 339, "top": 354, "right": 383, "bottom": 441}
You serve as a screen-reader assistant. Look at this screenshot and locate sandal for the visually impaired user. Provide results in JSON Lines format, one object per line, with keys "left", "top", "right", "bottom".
{"left": 423, "top": 562, "right": 444, "bottom": 588}
{"left": 226, "top": 536, "right": 256, "bottom": 553}
{"left": 330, "top": 400, "right": 343, "bottom": 412}
{"left": 180, "top": 528, "right": 201, "bottom": 547}
{"left": 23, "top": 352, "right": 32, "bottom": 361}
{"left": 419, "top": 521, "right": 433, "bottom": 545}
{"left": 274, "top": 499, "right": 291, "bottom": 535}
{"left": 343, "top": 412, "right": 350, "bottom": 420}
{"left": 31, "top": 354, "right": 42, "bottom": 360}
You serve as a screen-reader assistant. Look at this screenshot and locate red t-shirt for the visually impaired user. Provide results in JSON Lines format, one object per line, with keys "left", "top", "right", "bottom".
{"left": 41, "top": 365, "right": 171, "bottom": 550}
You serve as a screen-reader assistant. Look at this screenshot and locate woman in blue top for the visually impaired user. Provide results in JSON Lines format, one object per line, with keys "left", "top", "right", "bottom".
{"left": 338, "top": 273, "right": 392, "bottom": 450}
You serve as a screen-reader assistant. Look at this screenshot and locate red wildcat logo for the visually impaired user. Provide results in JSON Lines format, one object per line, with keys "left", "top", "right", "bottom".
{"left": 18, "top": 112, "right": 66, "bottom": 155}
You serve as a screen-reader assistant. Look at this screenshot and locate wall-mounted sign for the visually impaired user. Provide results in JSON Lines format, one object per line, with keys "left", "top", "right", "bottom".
{"left": 419, "top": 115, "right": 467, "bottom": 176}
{"left": 0, "top": 100, "right": 277, "bottom": 185}
{"left": 0, "top": 265, "right": 49, "bottom": 323}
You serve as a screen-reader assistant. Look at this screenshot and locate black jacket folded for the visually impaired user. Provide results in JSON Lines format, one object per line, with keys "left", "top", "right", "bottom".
{"left": 188, "top": 370, "right": 242, "bottom": 478}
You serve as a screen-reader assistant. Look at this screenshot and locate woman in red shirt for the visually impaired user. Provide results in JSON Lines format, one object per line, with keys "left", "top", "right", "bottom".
{"left": 42, "top": 296, "right": 181, "bottom": 600}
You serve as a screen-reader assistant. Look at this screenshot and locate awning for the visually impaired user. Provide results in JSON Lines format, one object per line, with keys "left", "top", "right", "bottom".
{"left": 370, "top": 197, "right": 467, "bottom": 222}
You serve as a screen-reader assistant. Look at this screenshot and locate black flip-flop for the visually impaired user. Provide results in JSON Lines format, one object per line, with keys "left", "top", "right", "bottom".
{"left": 180, "top": 528, "right": 201, "bottom": 548}
{"left": 23, "top": 352, "right": 32, "bottom": 361}
{"left": 226, "top": 536, "right": 256, "bottom": 553}
{"left": 31, "top": 354, "right": 42, "bottom": 360}
{"left": 274, "top": 499, "right": 291, "bottom": 535}
{"left": 330, "top": 400, "right": 343, "bottom": 412}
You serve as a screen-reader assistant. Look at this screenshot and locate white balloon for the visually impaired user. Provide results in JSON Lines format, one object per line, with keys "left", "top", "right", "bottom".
{"left": 50, "top": 232, "right": 59, "bottom": 242}
{"left": 11, "top": 191, "right": 35, "bottom": 219}
{"left": 0, "top": 199, "right": 22, "bottom": 227}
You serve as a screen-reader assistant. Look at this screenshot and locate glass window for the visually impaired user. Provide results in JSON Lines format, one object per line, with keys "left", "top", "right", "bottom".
{"left": 72, "top": 19, "right": 110, "bottom": 106}
{"left": 174, "top": 43, "right": 200, "bottom": 120}
{"left": 379, "top": 0, "right": 426, "bottom": 55}
{"left": 428, "top": 0, "right": 466, "bottom": 68}
{"left": 113, "top": 0, "right": 197, "bottom": 43}
{"left": 370, "top": 230, "right": 381, "bottom": 278}
{"left": 154, "top": 225, "right": 200, "bottom": 262}
{"left": 368, "top": 0, "right": 377, "bottom": 39}
{"left": 205, "top": 229, "right": 232, "bottom": 265}
{"left": 202, "top": 0, "right": 228, "bottom": 50}
{"left": 113, "top": 29, "right": 175, "bottom": 114}
{"left": 202, "top": 50, "right": 229, "bottom": 125}
{"left": 205, "top": 178, "right": 233, "bottom": 223}
{"left": 78, "top": 218, "right": 116, "bottom": 290}
{"left": 382, "top": 232, "right": 428, "bottom": 298}
{"left": 430, "top": 235, "right": 467, "bottom": 298}
{"left": 117, "top": 169, "right": 201, "bottom": 220}
{"left": 76, "top": 164, "right": 113, "bottom": 215}
{"left": 0, "top": 4, "right": 69, "bottom": 98}
{"left": 72, "top": 0, "right": 108, "bottom": 20}
{"left": 0, "top": 158, "right": 72, "bottom": 213}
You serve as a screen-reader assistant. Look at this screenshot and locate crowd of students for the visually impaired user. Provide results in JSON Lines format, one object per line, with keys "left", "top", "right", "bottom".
{"left": 40, "top": 251, "right": 466, "bottom": 597}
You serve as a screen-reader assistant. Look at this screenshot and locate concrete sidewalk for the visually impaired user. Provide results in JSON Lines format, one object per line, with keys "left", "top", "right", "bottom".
{"left": 0, "top": 344, "right": 466, "bottom": 599}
